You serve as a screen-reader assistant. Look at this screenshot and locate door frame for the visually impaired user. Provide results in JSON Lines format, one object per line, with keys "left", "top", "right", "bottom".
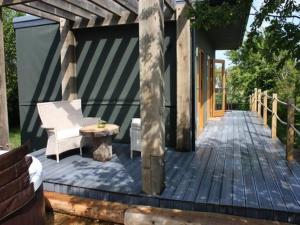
{"left": 197, "top": 49, "right": 205, "bottom": 135}
{"left": 208, "top": 59, "right": 226, "bottom": 118}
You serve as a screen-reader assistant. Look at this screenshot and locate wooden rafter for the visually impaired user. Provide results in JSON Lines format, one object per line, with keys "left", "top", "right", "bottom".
{"left": 0, "top": 0, "right": 36, "bottom": 6}
{"left": 41, "top": 0, "right": 94, "bottom": 20}
{"left": 114, "top": 0, "right": 138, "bottom": 15}
{"left": 164, "top": 0, "right": 175, "bottom": 11}
{"left": 88, "top": 0, "right": 125, "bottom": 17}
{"left": 26, "top": 1, "right": 76, "bottom": 21}
{"left": 9, "top": 4, "right": 60, "bottom": 22}
{"left": 64, "top": 0, "right": 111, "bottom": 18}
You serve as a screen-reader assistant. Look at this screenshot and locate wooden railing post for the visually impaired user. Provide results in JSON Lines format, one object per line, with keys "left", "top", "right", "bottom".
{"left": 254, "top": 88, "right": 258, "bottom": 112}
{"left": 272, "top": 93, "right": 277, "bottom": 139}
{"left": 258, "top": 89, "right": 262, "bottom": 117}
{"left": 286, "top": 99, "right": 295, "bottom": 161}
{"left": 263, "top": 90, "right": 268, "bottom": 126}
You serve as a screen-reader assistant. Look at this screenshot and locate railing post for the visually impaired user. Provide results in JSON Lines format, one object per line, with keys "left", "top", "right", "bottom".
{"left": 263, "top": 91, "right": 268, "bottom": 126}
{"left": 272, "top": 93, "right": 277, "bottom": 139}
{"left": 254, "top": 88, "right": 258, "bottom": 112}
{"left": 258, "top": 89, "right": 262, "bottom": 117}
{"left": 286, "top": 99, "right": 295, "bottom": 161}
{"left": 249, "top": 95, "right": 251, "bottom": 111}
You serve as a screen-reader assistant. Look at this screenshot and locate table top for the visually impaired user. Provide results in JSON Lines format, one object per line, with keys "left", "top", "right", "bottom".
{"left": 80, "top": 124, "right": 119, "bottom": 137}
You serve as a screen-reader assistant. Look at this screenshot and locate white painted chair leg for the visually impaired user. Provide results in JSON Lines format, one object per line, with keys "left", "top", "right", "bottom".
{"left": 79, "top": 146, "right": 82, "bottom": 156}
{"left": 56, "top": 153, "right": 60, "bottom": 163}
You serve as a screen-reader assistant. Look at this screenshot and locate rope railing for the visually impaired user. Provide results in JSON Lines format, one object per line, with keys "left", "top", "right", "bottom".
{"left": 249, "top": 88, "right": 299, "bottom": 161}
{"left": 275, "top": 113, "right": 288, "bottom": 126}
{"left": 275, "top": 97, "right": 288, "bottom": 106}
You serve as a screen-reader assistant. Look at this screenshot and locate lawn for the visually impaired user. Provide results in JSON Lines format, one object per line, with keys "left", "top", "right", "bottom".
{"left": 9, "top": 127, "right": 21, "bottom": 149}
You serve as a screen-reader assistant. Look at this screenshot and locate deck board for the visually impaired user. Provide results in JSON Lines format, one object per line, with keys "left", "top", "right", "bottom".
{"left": 32, "top": 111, "right": 300, "bottom": 223}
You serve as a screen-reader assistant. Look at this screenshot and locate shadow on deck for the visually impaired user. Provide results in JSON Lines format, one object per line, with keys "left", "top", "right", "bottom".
{"left": 32, "top": 110, "right": 300, "bottom": 223}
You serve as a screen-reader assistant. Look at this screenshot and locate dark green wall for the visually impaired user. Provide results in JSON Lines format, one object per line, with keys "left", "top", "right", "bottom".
{"left": 15, "top": 21, "right": 177, "bottom": 150}
{"left": 75, "top": 22, "right": 177, "bottom": 146}
{"left": 16, "top": 24, "right": 62, "bottom": 151}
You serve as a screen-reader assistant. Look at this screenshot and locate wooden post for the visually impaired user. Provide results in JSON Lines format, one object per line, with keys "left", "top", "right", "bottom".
{"left": 257, "top": 89, "right": 261, "bottom": 117}
{"left": 286, "top": 99, "right": 295, "bottom": 161}
{"left": 251, "top": 93, "right": 255, "bottom": 112}
{"left": 176, "top": 3, "right": 191, "bottom": 151}
{"left": 254, "top": 88, "right": 257, "bottom": 112}
{"left": 249, "top": 95, "right": 251, "bottom": 111}
{"left": 60, "top": 19, "right": 77, "bottom": 100}
{"left": 272, "top": 93, "right": 277, "bottom": 139}
{"left": 0, "top": 8, "right": 9, "bottom": 150}
{"left": 139, "top": 0, "right": 165, "bottom": 195}
{"left": 263, "top": 90, "right": 268, "bottom": 126}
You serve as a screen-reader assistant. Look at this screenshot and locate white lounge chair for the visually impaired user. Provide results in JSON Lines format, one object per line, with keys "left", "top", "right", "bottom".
{"left": 37, "top": 99, "right": 98, "bottom": 163}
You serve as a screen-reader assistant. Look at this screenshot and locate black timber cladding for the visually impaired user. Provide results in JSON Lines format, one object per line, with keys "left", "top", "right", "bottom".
{"left": 15, "top": 17, "right": 177, "bottom": 150}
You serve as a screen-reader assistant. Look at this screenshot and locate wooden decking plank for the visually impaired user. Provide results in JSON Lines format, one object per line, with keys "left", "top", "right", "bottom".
{"left": 183, "top": 147, "right": 212, "bottom": 202}
{"left": 173, "top": 150, "right": 204, "bottom": 201}
{"left": 243, "top": 113, "right": 273, "bottom": 211}
{"left": 246, "top": 112, "right": 300, "bottom": 213}
{"left": 162, "top": 153, "right": 195, "bottom": 199}
{"left": 232, "top": 115, "right": 246, "bottom": 210}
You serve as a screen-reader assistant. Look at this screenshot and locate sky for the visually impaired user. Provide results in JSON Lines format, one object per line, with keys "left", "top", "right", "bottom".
{"left": 215, "top": 0, "right": 264, "bottom": 67}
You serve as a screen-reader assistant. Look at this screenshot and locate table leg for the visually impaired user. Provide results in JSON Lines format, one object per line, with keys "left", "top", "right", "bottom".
{"left": 92, "top": 136, "right": 112, "bottom": 162}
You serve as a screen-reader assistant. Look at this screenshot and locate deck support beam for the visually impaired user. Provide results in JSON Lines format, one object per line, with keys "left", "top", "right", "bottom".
{"left": 139, "top": 0, "right": 165, "bottom": 195}
{"left": 0, "top": 8, "right": 9, "bottom": 149}
{"left": 60, "top": 19, "right": 77, "bottom": 100}
{"left": 176, "top": 4, "right": 191, "bottom": 151}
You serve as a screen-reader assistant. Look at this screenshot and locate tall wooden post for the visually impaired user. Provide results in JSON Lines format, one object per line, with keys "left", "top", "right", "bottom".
{"left": 286, "top": 99, "right": 295, "bottom": 161}
{"left": 0, "top": 8, "right": 9, "bottom": 150}
{"left": 257, "top": 89, "right": 262, "bottom": 117}
{"left": 139, "top": 0, "right": 165, "bottom": 195}
{"left": 60, "top": 19, "right": 77, "bottom": 100}
{"left": 176, "top": 4, "right": 191, "bottom": 151}
{"left": 263, "top": 90, "right": 268, "bottom": 126}
{"left": 254, "top": 88, "right": 258, "bottom": 113}
{"left": 251, "top": 94, "right": 255, "bottom": 112}
{"left": 272, "top": 93, "right": 277, "bottom": 139}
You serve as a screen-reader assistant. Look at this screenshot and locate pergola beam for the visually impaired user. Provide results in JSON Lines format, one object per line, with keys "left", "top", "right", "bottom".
{"left": 0, "top": 0, "right": 37, "bottom": 6}
{"left": 10, "top": 4, "right": 61, "bottom": 22}
{"left": 88, "top": 0, "right": 125, "bottom": 17}
{"left": 164, "top": 0, "right": 175, "bottom": 11}
{"left": 26, "top": 1, "right": 77, "bottom": 21}
{"left": 41, "top": 0, "right": 94, "bottom": 20}
{"left": 64, "top": 0, "right": 110, "bottom": 18}
{"left": 114, "top": 0, "right": 137, "bottom": 15}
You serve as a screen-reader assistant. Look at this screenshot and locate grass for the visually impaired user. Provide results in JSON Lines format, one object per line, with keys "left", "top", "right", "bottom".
{"left": 9, "top": 127, "right": 21, "bottom": 149}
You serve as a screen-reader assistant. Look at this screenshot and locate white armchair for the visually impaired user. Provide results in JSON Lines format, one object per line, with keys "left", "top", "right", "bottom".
{"left": 37, "top": 99, "right": 98, "bottom": 163}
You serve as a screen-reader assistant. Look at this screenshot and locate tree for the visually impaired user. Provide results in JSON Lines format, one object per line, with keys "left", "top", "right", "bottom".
{"left": 3, "top": 9, "right": 24, "bottom": 127}
{"left": 248, "top": 0, "right": 300, "bottom": 69}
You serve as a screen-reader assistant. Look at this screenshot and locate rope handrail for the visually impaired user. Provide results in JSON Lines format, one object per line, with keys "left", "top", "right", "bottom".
{"left": 290, "top": 124, "right": 300, "bottom": 137}
{"left": 266, "top": 107, "right": 272, "bottom": 113}
{"left": 291, "top": 104, "right": 300, "bottom": 112}
{"left": 275, "top": 113, "right": 287, "bottom": 125}
{"left": 266, "top": 95, "right": 273, "bottom": 99}
{"left": 275, "top": 97, "right": 288, "bottom": 106}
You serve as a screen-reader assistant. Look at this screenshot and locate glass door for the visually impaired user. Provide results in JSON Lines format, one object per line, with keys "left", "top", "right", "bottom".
{"left": 212, "top": 60, "right": 225, "bottom": 117}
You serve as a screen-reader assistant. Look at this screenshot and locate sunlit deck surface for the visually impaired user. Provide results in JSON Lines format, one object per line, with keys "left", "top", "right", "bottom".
{"left": 32, "top": 111, "right": 300, "bottom": 223}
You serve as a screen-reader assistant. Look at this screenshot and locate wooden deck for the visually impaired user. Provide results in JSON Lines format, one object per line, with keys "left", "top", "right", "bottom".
{"left": 33, "top": 111, "right": 300, "bottom": 223}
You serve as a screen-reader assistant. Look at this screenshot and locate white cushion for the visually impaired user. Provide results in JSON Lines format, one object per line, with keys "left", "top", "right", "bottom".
{"left": 56, "top": 127, "right": 81, "bottom": 140}
{"left": 131, "top": 118, "right": 141, "bottom": 128}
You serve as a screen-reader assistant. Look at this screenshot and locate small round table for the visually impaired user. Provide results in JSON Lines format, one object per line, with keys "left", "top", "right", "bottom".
{"left": 79, "top": 124, "right": 119, "bottom": 162}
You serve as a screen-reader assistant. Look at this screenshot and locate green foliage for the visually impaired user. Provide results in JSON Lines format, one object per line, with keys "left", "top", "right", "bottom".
{"left": 248, "top": 0, "right": 300, "bottom": 68}
{"left": 2, "top": 9, "right": 24, "bottom": 127}
{"left": 188, "top": 0, "right": 251, "bottom": 30}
